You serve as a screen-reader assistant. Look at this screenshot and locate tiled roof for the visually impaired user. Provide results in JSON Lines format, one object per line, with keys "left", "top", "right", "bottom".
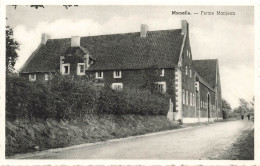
{"left": 193, "top": 59, "right": 217, "bottom": 88}
{"left": 20, "top": 29, "right": 184, "bottom": 73}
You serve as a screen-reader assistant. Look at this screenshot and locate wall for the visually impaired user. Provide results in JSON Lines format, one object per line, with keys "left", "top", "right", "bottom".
{"left": 199, "top": 82, "right": 216, "bottom": 118}
{"left": 20, "top": 73, "right": 50, "bottom": 82}
{"left": 88, "top": 68, "right": 176, "bottom": 108}
{"left": 181, "top": 34, "right": 196, "bottom": 118}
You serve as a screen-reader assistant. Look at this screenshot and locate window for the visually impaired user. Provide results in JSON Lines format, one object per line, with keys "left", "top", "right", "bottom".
{"left": 96, "top": 71, "right": 103, "bottom": 79}
{"left": 182, "top": 89, "right": 185, "bottom": 104}
{"left": 186, "top": 66, "right": 188, "bottom": 75}
{"left": 156, "top": 82, "right": 166, "bottom": 93}
{"left": 29, "top": 74, "right": 36, "bottom": 81}
{"left": 160, "top": 69, "right": 165, "bottom": 77}
{"left": 111, "top": 83, "right": 123, "bottom": 91}
{"left": 190, "top": 70, "right": 192, "bottom": 78}
{"left": 77, "top": 63, "right": 85, "bottom": 75}
{"left": 113, "top": 71, "right": 122, "bottom": 78}
{"left": 193, "top": 93, "right": 195, "bottom": 106}
{"left": 186, "top": 91, "right": 188, "bottom": 105}
{"left": 187, "top": 50, "right": 189, "bottom": 57}
{"left": 62, "top": 64, "right": 70, "bottom": 75}
{"left": 45, "top": 73, "right": 49, "bottom": 81}
{"left": 190, "top": 93, "right": 192, "bottom": 106}
{"left": 201, "top": 101, "right": 202, "bottom": 107}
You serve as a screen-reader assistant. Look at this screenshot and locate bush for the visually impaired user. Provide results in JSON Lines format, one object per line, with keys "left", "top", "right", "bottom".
{"left": 98, "top": 87, "right": 169, "bottom": 115}
{"left": 6, "top": 74, "right": 169, "bottom": 120}
{"left": 6, "top": 74, "right": 98, "bottom": 120}
{"left": 6, "top": 75, "right": 55, "bottom": 120}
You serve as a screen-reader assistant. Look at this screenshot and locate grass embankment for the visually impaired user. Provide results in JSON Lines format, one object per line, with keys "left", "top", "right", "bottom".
{"left": 6, "top": 115, "right": 180, "bottom": 156}
{"left": 216, "top": 128, "right": 254, "bottom": 160}
{"left": 225, "top": 129, "right": 254, "bottom": 160}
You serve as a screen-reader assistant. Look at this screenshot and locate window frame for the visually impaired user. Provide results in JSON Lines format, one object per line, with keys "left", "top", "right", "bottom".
{"left": 182, "top": 89, "right": 185, "bottom": 104}
{"left": 44, "top": 73, "right": 49, "bottom": 81}
{"left": 29, "top": 74, "right": 36, "bottom": 82}
{"left": 62, "top": 63, "right": 70, "bottom": 75}
{"left": 192, "top": 93, "right": 196, "bottom": 106}
{"left": 190, "top": 93, "right": 193, "bottom": 106}
{"left": 96, "top": 71, "right": 104, "bottom": 79}
{"left": 111, "top": 83, "right": 123, "bottom": 91}
{"left": 113, "top": 71, "right": 122, "bottom": 78}
{"left": 186, "top": 91, "right": 188, "bottom": 105}
{"left": 77, "top": 63, "right": 85, "bottom": 75}
{"left": 156, "top": 81, "right": 166, "bottom": 93}
{"left": 160, "top": 69, "right": 165, "bottom": 77}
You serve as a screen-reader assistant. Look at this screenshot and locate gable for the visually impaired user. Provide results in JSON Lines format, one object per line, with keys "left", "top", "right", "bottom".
{"left": 192, "top": 59, "right": 217, "bottom": 88}
{"left": 20, "top": 29, "right": 184, "bottom": 73}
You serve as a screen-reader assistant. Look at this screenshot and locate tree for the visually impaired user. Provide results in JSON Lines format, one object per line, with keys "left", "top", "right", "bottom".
{"left": 6, "top": 25, "right": 20, "bottom": 73}
{"left": 222, "top": 99, "right": 232, "bottom": 119}
{"left": 234, "top": 98, "right": 254, "bottom": 115}
{"left": 141, "top": 64, "right": 161, "bottom": 94}
{"left": 239, "top": 98, "right": 250, "bottom": 114}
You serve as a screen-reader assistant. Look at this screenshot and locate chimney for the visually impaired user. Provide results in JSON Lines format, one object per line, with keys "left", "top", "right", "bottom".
{"left": 71, "top": 36, "right": 80, "bottom": 47}
{"left": 181, "top": 20, "right": 189, "bottom": 35}
{"left": 140, "top": 24, "right": 148, "bottom": 38}
{"left": 41, "top": 34, "right": 51, "bottom": 45}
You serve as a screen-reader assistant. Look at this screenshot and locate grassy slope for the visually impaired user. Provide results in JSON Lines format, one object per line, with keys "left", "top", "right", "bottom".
{"left": 6, "top": 115, "right": 180, "bottom": 156}
{"left": 213, "top": 128, "right": 254, "bottom": 160}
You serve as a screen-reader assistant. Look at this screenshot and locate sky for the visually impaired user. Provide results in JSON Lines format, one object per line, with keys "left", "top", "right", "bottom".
{"left": 6, "top": 5, "right": 254, "bottom": 108}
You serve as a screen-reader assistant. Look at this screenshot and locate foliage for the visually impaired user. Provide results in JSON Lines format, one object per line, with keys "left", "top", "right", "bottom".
{"left": 6, "top": 25, "right": 20, "bottom": 73}
{"left": 98, "top": 87, "right": 169, "bottom": 115}
{"left": 6, "top": 74, "right": 97, "bottom": 120}
{"left": 141, "top": 64, "right": 162, "bottom": 94}
{"left": 222, "top": 99, "right": 232, "bottom": 119}
{"left": 234, "top": 98, "right": 254, "bottom": 115}
{"left": 6, "top": 74, "right": 169, "bottom": 121}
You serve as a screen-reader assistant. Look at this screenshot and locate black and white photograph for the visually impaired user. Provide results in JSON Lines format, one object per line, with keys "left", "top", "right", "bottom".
{"left": 3, "top": 3, "right": 258, "bottom": 164}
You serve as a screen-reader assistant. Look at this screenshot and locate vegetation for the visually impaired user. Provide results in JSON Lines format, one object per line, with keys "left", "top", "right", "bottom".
{"left": 222, "top": 99, "right": 232, "bottom": 119}
{"left": 141, "top": 64, "right": 162, "bottom": 94}
{"left": 222, "top": 98, "right": 254, "bottom": 119}
{"left": 6, "top": 74, "right": 169, "bottom": 121}
{"left": 6, "top": 115, "right": 180, "bottom": 156}
{"left": 6, "top": 25, "right": 19, "bottom": 73}
{"left": 214, "top": 129, "right": 254, "bottom": 160}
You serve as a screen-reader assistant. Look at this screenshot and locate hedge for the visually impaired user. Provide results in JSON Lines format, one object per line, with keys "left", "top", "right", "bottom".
{"left": 6, "top": 74, "right": 169, "bottom": 120}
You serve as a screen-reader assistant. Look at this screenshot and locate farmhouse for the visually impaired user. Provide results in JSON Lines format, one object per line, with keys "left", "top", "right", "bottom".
{"left": 19, "top": 20, "right": 222, "bottom": 123}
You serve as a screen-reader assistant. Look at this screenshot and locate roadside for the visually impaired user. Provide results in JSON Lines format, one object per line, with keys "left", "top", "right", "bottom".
{"left": 9, "top": 120, "right": 247, "bottom": 159}
{"left": 210, "top": 120, "right": 254, "bottom": 160}
{"left": 6, "top": 115, "right": 181, "bottom": 156}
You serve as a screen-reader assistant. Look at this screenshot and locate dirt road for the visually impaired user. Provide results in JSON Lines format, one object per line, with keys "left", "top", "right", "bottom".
{"left": 15, "top": 120, "right": 253, "bottom": 159}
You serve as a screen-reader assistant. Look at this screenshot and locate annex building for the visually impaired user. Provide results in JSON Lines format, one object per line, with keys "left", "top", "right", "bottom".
{"left": 19, "top": 20, "right": 222, "bottom": 123}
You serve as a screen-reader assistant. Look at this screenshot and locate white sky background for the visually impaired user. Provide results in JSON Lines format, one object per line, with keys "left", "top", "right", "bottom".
{"left": 6, "top": 5, "right": 254, "bottom": 108}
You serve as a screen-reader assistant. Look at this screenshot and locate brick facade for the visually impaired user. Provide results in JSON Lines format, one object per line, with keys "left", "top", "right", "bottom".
{"left": 19, "top": 20, "right": 222, "bottom": 123}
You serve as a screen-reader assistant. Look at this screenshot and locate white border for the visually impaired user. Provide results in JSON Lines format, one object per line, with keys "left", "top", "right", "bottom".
{"left": 1, "top": 0, "right": 259, "bottom": 165}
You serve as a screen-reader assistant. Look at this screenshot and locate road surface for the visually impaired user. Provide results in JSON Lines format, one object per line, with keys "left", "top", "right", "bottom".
{"left": 16, "top": 120, "right": 253, "bottom": 159}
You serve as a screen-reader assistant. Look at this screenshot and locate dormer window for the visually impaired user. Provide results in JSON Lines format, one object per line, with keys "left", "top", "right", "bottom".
{"left": 29, "top": 74, "right": 36, "bottom": 81}
{"left": 62, "top": 64, "right": 70, "bottom": 75}
{"left": 96, "top": 71, "right": 103, "bottom": 79}
{"left": 77, "top": 63, "right": 85, "bottom": 75}
{"left": 113, "top": 71, "right": 122, "bottom": 78}
{"left": 160, "top": 69, "right": 164, "bottom": 77}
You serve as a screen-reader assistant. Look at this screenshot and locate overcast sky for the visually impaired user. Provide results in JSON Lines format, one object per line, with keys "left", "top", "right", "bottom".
{"left": 6, "top": 5, "right": 254, "bottom": 108}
